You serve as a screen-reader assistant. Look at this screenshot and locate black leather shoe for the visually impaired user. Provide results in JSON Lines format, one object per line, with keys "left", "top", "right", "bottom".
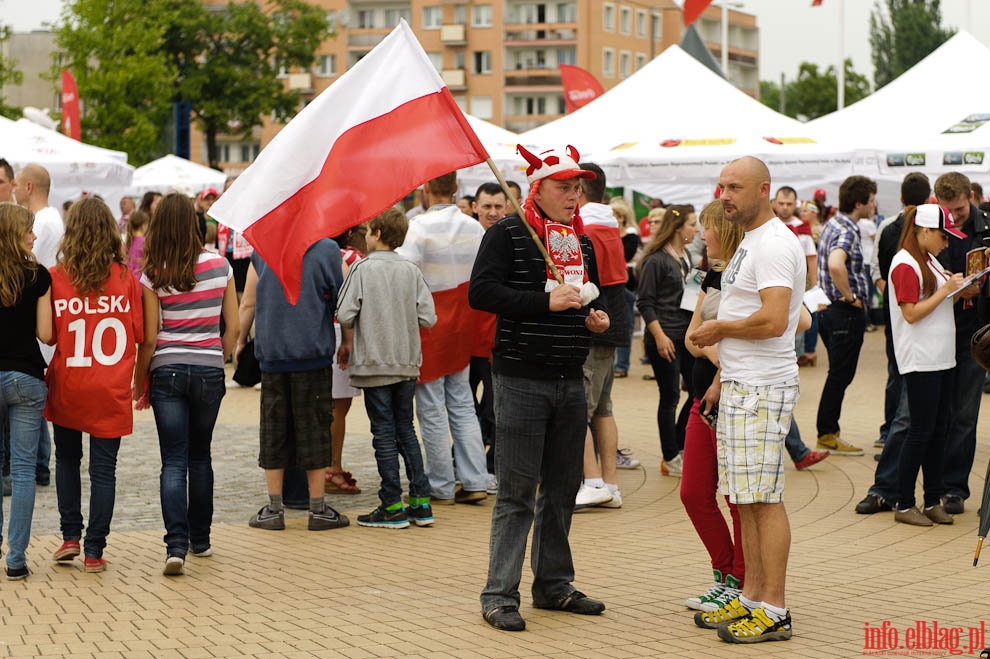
{"left": 943, "top": 495, "right": 965, "bottom": 515}
{"left": 534, "top": 590, "right": 605, "bottom": 615}
{"left": 483, "top": 605, "right": 525, "bottom": 631}
{"left": 855, "top": 493, "right": 892, "bottom": 514}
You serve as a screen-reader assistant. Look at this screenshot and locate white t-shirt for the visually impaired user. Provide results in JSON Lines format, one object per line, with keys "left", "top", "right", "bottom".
{"left": 32, "top": 206, "right": 64, "bottom": 269}
{"left": 858, "top": 218, "right": 878, "bottom": 270}
{"left": 887, "top": 249, "right": 955, "bottom": 374}
{"left": 717, "top": 218, "right": 806, "bottom": 385}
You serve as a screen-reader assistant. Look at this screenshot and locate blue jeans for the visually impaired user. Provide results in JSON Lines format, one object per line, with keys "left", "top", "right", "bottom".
{"left": 898, "top": 369, "right": 953, "bottom": 509}
{"left": 416, "top": 367, "right": 488, "bottom": 497}
{"left": 804, "top": 311, "right": 819, "bottom": 354}
{"left": 878, "top": 323, "right": 901, "bottom": 442}
{"left": 0, "top": 371, "right": 47, "bottom": 570}
{"left": 2, "top": 416, "right": 48, "bottom": 483}
{"left": 784, "top": 421, "right": 809, "bottom": 462}
{"left": 614, "top": 287, "right": 637, "bottom": 372}
{"left": 53, "top": 425, "right": 121, "bottom": 559}
{"left": 363, "top": 380, "right": 430, "bottom": 507}
{"left": 481, "top": 374, "right": 586, "bottom": 611}
{"left": 943, "top": 341, "right": 983, "bottom": 500}
{"left": 150, "top": 365, "right": 225, "bottom": 555}
{"left": 644, "top": 334, "right": 695, "bottom": 461}
{"left": 816, "top": 302, "right": 865, "bottom": 436}
{"left": 870, "top": 383, "right": 910, "bottom": 501}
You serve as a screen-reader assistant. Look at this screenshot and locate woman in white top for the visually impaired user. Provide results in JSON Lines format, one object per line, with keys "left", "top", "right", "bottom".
{"left": 886, "top": 204, "right": 965, "bottom": 526}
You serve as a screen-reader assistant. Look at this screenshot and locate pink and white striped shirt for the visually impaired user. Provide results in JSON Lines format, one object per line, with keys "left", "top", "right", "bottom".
{"left": 141, "top": 250, "right": 232, "bottom": 370}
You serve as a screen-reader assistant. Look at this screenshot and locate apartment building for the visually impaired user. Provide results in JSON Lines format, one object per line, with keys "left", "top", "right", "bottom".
{"left": 194, "top": 0, "right": 759, "bottom": 173}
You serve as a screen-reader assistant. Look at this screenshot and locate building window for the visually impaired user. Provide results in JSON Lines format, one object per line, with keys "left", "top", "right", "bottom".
{"left": 454, "top": 5, "right": 466, "bottom": 24}
{"left": 556, "top": 2, "right": 576, "bottom": 22}
{"left": 652, "top": 12, "right": 661, "bottom": 40}
{"left": 620, "top": 51, "right": 631, "bottom": 78}
{"left": 620, "top": 7, "right": 631, "bottom": 35}
{"left": 472, "top": 4, "right": 493, "bottom": 27}
{"left": 316, "top": 54, "right": 336, "bottom": 77}
{"left": 385, "top": 8, "right": 410, "bottom": 25}
{"left": 603, "top": 48, "right": 615, "bottom": 78}
{"left": 473, "top": 51, "right": 492, "bottom": 74}
{"left": 471, "top": 96, "right": 493, "bottom": 120}
{"left": 603, "top": 3, "right": 615, "bottom": 32}
{"left": 454, "top": 51, "right": 465, "bottom": 69}
{"left": 635, "top": 10, "right": 646, "bottom": 38}
{"left": 636, "top": 53, "right": 647, "bottom": 70}
{"left": 326, "top": 10, "right": 336, "bottom": 32}
{"left": 427, "top": 51, "right": 443, "bottom": 71}
{"left": 423, "top": 6, "right": 441, "bottom": 29}
{"left": 357, "top": 9, "right": 376, "bottom": 28}
{"left": 557, "top": 47, "right": 576, "bottom": 66}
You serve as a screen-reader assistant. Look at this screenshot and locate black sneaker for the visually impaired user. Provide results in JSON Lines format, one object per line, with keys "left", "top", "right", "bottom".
{"left": 249, "top": 506, "right": 285, "bottom": 530}
{"left": 405, "top": 504, "right": 434, "bottom": 527}
{"left": 483, "top": 605, "right": 526, "bottom": 631}
{"left": 5, "top": 565, "right": 29, "bottom": 581}
{"left": 356, "top": 507, "right": 409, "bottom": 529}
{"left": 943, "top": 495, "right": 965, "bottom": 515}
{"left": 855, "top": 493, "right": 891, "bottom": 514}
{"left": 309, "top": 505, "right": 350, "bottom": 530}
{"left": 533, "top": 590, "right": 605, "bottom": 615}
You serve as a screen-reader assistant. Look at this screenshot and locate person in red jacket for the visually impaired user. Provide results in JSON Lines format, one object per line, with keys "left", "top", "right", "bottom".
{"left": 46, "top": 197, "right": 143, "bottom": 573}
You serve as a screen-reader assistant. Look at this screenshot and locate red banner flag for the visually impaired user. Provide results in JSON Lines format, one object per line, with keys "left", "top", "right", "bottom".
{"left": 60, "top": 70, "right": 80, "bottom": 141}
{"left": 207, "top": 21, "right": 489, "bottom": 304}
{"left": 682, "top": 0, "right": 714, "bottom": 26}
{"left": 559, "top": 64, "right": 605, "bottom": 113}
{"left": 812, "top": 0, "right": 824, "bottom": 5}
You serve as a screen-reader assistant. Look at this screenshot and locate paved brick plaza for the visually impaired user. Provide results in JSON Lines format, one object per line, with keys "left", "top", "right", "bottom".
{"left": 0, "top": 331, "right": 987, "bottom": 658}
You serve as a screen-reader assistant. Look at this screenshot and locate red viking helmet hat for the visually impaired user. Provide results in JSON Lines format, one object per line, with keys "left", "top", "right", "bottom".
{"left": 517, "top": 144, "right": 597, "bottom": 185}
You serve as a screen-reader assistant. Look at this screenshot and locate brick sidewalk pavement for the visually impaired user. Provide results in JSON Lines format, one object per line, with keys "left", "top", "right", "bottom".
{"left": 1, "top": 332, "right": 987, "bottom": 658}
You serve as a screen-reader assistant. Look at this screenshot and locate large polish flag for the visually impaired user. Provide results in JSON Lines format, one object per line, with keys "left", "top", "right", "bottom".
{"left": 208, "top": 20, "right": 489, "bottom": 303}
{"left": 673, "top": 0, "right": 714, "bottom": 26}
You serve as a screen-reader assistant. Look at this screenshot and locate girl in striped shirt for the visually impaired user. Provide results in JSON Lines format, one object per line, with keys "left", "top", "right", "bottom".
{"left": 133, "top": 193, "right": 238, "bottom": 576}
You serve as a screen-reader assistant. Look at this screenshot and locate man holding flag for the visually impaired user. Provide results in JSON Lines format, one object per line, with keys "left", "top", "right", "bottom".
{"left": 470, "top": 144, "right": 610, "bottom": 632}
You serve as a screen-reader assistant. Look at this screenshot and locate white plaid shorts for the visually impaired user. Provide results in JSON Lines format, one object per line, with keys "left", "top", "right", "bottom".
{"left": 717, "top": 379, "right": 799, "bottom": 505}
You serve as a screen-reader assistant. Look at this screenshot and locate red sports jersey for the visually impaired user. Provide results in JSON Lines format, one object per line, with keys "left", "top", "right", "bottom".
{"left": 45, "top": 263, "right": 144, "bottom": 438}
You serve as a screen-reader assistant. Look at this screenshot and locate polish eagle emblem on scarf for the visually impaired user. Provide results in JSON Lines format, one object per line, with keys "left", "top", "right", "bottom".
{"left": 548, "top": 227, "right": 581, "bottom": 263}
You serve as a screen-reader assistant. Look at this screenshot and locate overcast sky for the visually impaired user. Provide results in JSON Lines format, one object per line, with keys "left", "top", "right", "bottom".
{"left": 5, "top": 0, "right": 990, "bottom": 90}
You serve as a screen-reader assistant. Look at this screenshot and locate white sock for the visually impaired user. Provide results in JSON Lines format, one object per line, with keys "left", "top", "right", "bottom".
{"left": 585, "top": 478, "right": 605, "bottom": 489}
{"left": 605, "top": 483, "right": 618, "bottom": 494}
{"left": 739, "top": 595, "right": 761, "bottom": 610}
{"left": 897, "top": 507, "right": 912, "bottom": 513}
{"left": 762, "top": 602, "right": 788, "bottom": 621}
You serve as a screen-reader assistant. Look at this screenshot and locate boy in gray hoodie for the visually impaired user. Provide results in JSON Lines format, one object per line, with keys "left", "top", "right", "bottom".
{"left": 336, "top": 208, "right": 437, "bottom": 529}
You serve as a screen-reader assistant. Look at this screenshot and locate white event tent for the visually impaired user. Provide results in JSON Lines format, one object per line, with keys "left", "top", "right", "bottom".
{"left": 131, "top": 154, "right": 228, "bottom": 198}
{"left": 519, "top": 45, "right": 856, "bottom": 208}
{"left": 0, "top": 116, "right": 133, "bottom": 209}
{"left": 457, "top": 113, "right": 527, "bottom": 194}
{"left": 806, "top": 31, "right": 990, "bottom": 212}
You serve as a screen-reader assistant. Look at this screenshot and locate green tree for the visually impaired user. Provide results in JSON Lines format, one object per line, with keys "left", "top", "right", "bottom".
{"left": 55, "top": 0, "right": 331, "bottom": 166}
{"left": 760, "top": 59, "right": 871, "bottom": 120}
{"left": 0, "top": 24, "right": 26, "bottom": 119}
{"left": 870, "top": 0, "right": 955, "bottom": 89}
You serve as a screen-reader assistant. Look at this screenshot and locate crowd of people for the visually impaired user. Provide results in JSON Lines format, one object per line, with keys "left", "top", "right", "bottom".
{"left": 1, "top": 149, "right": 988, "bottom": 645}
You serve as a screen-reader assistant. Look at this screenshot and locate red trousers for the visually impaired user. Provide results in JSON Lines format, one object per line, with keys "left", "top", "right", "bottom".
{"left": 680, "top": 398, "right": 745, "bottom": 582}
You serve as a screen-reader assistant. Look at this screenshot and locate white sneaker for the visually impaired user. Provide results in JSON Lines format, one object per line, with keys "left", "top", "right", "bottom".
{"left": 661, "top": 453, "right": 683, "bottom": 477}
{"left": 486, "top": 473, "right": 498, "bottom": 495}
{"left": 615, "top": 448, "right": 641, "bottom": 469}
{"left": 225, "top": 380, "right": 241, "bottom": 389}
{"left": 162, "top": 554, "right": 184, "bottom": 576}
{"left": 574, "top": 483, "right": 613, "bottom": 509}
{"left": 600, "top": 488, "right": 622, "bottom": 508}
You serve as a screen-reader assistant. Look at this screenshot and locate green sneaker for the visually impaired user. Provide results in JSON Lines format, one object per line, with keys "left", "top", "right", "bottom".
{"left": 701, "top": 574, "right": 741, "bottom": 612}
{"left": 718, "top": 607, "right": 792, "bottom": 643}
{"left": 694, "top": 596, "right": 752, "bottom": 629}
{"left": 684, "top": 569, "right": 724, "bottom": 610}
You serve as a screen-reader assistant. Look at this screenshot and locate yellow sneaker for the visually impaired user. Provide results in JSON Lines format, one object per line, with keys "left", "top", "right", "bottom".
{"left": 816, "top": 432, "right": 864, "bottom": 456}
{"left": 718, "top": 607, "right": 792, "bottom": 643}
{"left": 694, "top": 596, "right": 751, "bottom": 629}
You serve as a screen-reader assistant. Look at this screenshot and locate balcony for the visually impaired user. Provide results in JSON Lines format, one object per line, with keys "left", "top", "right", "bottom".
{"left": 504, "top": 25, "right": 578, "bottom": 45}
{"left": 440, "top": 24, "right": 466, "bottom": 44}
{"left": 505, "top": 68, "right": 562, "bottom": 87}
{"left": 441, "top": 68, "right": 466, "bottom": 90}
{"left": 347, "top": 28, "right": 391, "bottom": 50}
{"left": 504, "top": 113, "right": 564, "bottom": 133}
{"left": 286, "top": 72, "right": 313, "bottom": 93}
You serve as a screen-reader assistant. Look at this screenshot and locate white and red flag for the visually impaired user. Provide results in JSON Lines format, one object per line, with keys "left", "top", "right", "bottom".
{"left": 812, "top": 0, "right": 824, "bottom": 6}
{"left": 673, "top": 0, "right": 714, "bottom": 26}
{"left": 208, "top": 20, "right": 489, "bottom": 303}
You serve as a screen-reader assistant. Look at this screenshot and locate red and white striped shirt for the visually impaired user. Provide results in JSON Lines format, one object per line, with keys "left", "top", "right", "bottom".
{"left": 141, "top": 250, "right": 232, "bottom": 371}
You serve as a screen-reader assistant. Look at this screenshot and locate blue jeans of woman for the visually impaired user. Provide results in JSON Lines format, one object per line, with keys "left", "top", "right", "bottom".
{"left": 363, "top": 379, "right": 431, "bottom": 507}
{"left": 614, "top": 287, "right": 637, "bottom": 372}
{"left": 0, "top": 371, "right": 47, "bottom": 570}
{"left": 644, "top": 334, "right": 695, "bottom": 461}
{"left": 897, "top": 368, "right": 953, "bottom": 509}
{"left": 53, "top": 425, "right": 121, "bottom": 559}
{"left": 150, "top": 365, "right": 225, "bottom": 556}
{"left": 480, "top": 373, "right": 585, "bottom": 611}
